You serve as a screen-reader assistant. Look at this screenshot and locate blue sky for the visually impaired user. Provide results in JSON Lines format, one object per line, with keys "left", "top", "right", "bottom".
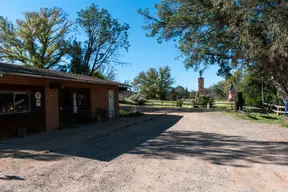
{"left": 1, "top": 0, "right": 223, "bottom": 90}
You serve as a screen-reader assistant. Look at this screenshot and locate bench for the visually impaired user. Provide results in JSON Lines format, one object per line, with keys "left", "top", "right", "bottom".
{"left": 95, "top": 108, "right": 108, "bottom": 122}
{"left": 236, "top": 106, "right": 270, "bottom": 118}
{"left": 79, "top": 109, "right": 94, "bottom": 124}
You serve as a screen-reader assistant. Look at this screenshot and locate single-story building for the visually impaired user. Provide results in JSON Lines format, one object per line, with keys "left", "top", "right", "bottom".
{"left": 0, "top": 63, "right": 123, "bottom": 140}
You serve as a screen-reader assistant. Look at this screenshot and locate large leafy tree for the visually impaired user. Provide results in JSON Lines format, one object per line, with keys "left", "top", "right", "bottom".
{"left": 205, "top": 81, "right": 227, "bottom": 100}
{"left": 170, "top": 85, "right": 189, "bottom": 100}
{"left": 139, "top": 0, "right": 288, "bottom": 101}
{"left": 133, "top": 66, "right": 174, "bottom": 100}
{"left": 68, "top": 40, "right": 117, "bottom": 80}
{"left": 241, "top": 71, "right": 279, "bottom": 106}
{"left": 69, "top": 40, "right": 88, "bottom": 74}
{"left": 0, "top": 7, "right": 72, "bottom": 69}
{"left": 77, "top": 4, "right": 130, "bottom": 76}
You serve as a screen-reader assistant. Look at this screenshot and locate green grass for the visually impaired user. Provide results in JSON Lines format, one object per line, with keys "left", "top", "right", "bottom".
{"left": 121, "top": 99, "right": 288, "bottom": 128}
{"left": 206, "top": 105, "right": 288, "bottom": 128}
{"left": 119, "top": 109, "right": 144, "bottom": 117}
{"left": 122, "top": 99, "right": 193, "bottom": 108}
{"left": 235, "top": 113, "right": 288, "bottom": 128}
{"left": 122, "top": 99, "right": 230, "bottom": 109}
{"left": 222, "top": 109, "right": 288, "bottom": 128}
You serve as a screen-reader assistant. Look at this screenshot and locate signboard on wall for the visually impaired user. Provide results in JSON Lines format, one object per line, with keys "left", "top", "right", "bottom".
{"left": 36, "top": 99, "right": 41, "bottom": 107}
{"left": 35, "top": 92, "right": 42, "bottom": 107}
{"left": 35, "top": 92, "right": 42, "bottom": 100}
{"left": 73, "top": 93, "right": 78, "bottom": 114}
{"left": 73, "top": 107, "right": 78, "bottom": 114}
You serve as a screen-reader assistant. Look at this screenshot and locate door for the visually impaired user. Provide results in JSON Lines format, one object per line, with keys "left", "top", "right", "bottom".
{"left": 108, "top": 90, "right": 115, "bottom": 118}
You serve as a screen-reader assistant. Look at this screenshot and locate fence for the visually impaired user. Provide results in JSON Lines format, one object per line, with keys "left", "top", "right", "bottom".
{"left": 146, "top": 100, "right": 192, "bottom": 107}
{"left": 214, "top": 101, "right": 235, "bottom": 109}
{"left": 264, "top": 103, "right": 285, "bottom": 115}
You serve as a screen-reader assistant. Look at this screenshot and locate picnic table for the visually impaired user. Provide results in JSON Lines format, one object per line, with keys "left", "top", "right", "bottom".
{"left": 237, "top": 106, "right": 270, "bottom": 118}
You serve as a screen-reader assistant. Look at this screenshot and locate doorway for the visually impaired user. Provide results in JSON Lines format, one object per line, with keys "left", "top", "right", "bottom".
{"left": 59, "top": 88, "right": 91, "bottom": 126}
{"left": 108, "top": 90, "right": 115, "bottom": 118}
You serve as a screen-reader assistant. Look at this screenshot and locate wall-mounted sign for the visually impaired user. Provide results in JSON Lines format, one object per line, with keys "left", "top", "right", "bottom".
{"left": 35, "top": 92, "right": 42, "bottom": 100}
{"left": 36, "top": 99, "right": 41, "bottom": 107}
{"left": 73, "top": 107, "right": 78, "bottom": 114}
{"left": 73, "top": 93, "right": 77, "bottom": 107}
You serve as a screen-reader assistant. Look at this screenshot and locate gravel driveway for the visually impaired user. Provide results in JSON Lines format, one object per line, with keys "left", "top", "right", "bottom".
{"left": 1, "top": 111, "right": 288, "bottom": 192}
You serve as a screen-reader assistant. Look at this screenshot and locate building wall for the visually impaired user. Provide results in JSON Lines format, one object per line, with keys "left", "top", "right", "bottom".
{"left": 0, "top": 84, "right": 46, "bottom": 139}
{"left": 64, "top": 81, "right": 119, "bottom": 117}
{"left": 0, "top": 74, "right": 119, "bottom": 138}
{"left": 45, "top": 87, "right": 59, "bottom": 131}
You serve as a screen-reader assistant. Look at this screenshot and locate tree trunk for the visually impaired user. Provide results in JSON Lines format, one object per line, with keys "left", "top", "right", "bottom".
{"left": 272, "top": 78, "right": 288, "bottom": 103}
{"left": 265, "top": 60, "right": 288, "bottom": 103}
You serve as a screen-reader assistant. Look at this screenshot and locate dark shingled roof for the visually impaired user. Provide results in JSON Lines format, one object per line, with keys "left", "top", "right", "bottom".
{"left": 0, "top": 63, "right": 121, "bottom": 86}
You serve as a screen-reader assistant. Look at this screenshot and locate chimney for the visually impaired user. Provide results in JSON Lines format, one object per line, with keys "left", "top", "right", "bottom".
{"left": 198, "top": 77, "right": 204, "bottom": 93}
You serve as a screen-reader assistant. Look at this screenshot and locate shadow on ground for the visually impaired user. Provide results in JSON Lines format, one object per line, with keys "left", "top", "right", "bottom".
{"left": 0, "top": 175, "right": 25, "bottom": 181}
{"left": 0, "top": 115, "right": 183, "bottom": 162}
{"left": 130, "top": 130, "right": 288, "bottom": 167}
{"left": 1, "top": 113, "right": 287, "bottom": 167}
{"left": 120, "top": 105, "right": 217, "bottom": 113}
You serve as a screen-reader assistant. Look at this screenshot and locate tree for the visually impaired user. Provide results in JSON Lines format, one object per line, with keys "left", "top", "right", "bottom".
{"left": 171, "top": 85, "right": 188, "bottom": 100}
{"left": 205, "top": 81, "right": 227, "bottom": 101}
{"left": 132, "top": 66, "right": 174, "bottom": 100}
{"left": 69, "top": 40, "right": 89, "bottom": 74}
{"left": 188, "top": 90, "right": 197, "bottom": 99}
{"left": 98, "top": 65, "right": 117, "bottom": 81}
{"left": 138, "top": 1, "right": 288, "bottom": 101}
{"left": 234, "top": 70, "right": 280, "bottom": 106}
{"left": 77, "top": 4, "right": 130, "bottom": 76}
{"left": 68, "top": 40, "right": 117, "bottom": 80}
{"left": 0, "top": 7, "right": 72, "bottom": 69}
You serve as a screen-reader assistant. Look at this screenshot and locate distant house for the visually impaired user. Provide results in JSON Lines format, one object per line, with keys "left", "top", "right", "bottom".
{"left": 0, "top": 63, "right": 122, "bottom": 140}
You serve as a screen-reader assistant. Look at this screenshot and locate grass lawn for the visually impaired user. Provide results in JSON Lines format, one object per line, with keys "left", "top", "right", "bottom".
{"left": 119, "top": 109, "right": 144, "bottom": 117}
{"left": 121, "top": 99, "right": 288, "bottom": 128}
{"left": 121, "top": 99, "right": 193, "bottom": 108}
{"left": 211, "top": 106, "right": 288, "bottom": 128}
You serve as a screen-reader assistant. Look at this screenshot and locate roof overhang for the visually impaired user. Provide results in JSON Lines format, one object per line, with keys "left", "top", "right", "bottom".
{"left": 0, "top": 71, "right": 121, "bottom": 86}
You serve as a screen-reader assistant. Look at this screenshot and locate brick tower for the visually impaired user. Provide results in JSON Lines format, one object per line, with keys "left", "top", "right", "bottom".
{"left": 198, "top": 77, "right": 204, "bottom": 93}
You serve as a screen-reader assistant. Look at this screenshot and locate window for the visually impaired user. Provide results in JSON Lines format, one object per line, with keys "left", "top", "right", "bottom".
{"left": 0, "top": 93, "right": 14, "bottom": 114}
{"left": 0, "top": 92, "right": 31, "bottom": 115}
{"left": 77, "top": 94, "right": 86, "bottom": 106}
{"left": 14, "top": 92, "right": 30, "bottom": 113}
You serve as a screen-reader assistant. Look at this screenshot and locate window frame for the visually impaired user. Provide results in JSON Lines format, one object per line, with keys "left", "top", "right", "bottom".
{"left": 0, "top": 91, "right": 31, "bottom": 115}
{"left": 77, "top": 94, "right": 87, "bottom": 106}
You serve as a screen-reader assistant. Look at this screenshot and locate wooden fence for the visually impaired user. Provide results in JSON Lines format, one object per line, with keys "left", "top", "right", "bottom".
{"left": 264, "top": 103, "right": 286, "bottom": 115}
{"left": 214, "top": 101, "right": 235, "bottom": 109}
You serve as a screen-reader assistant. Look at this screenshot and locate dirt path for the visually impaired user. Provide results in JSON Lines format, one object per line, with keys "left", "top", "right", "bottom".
{"left": 1, "top": 111, "right": 288, "bottom": 192}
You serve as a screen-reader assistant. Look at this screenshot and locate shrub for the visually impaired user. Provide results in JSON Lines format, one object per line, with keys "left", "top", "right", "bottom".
{"left": 119, "top": 98, "right": 127, "bottom": 104}
{"left": 129, "top": 94, "right": 147, "bottom": 105}
{"left": 196, "top": 95, "right": 214, "bottom": 108}
{"left": 119, "top": 109, "right": 143, "bottom": 117}
{"left": 176, "top": 99, "right": 183, "bottom": 107}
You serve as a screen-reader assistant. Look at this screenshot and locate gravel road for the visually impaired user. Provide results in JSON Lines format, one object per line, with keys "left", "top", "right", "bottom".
{"left": 1, "top": 111, "right": 288, "bottom": 192}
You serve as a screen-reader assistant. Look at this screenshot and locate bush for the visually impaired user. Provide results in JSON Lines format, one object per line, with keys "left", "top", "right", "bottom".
{"left": 196, "top": 95, "right": 214, "bottom": 108}
{"left": 176, "top": 99, "right": 183, "bottom": 107}
{"left": 119, "top": 109, "right": 143, "bottom": 117}
{"left": 245, "top": 96, "right": 262, "bottom": 107}
{"left": 129, "top": 94, "right": 147, "bottom": 105}
{"left": 119, "top": 98, "right": 127, "bottom": 104}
